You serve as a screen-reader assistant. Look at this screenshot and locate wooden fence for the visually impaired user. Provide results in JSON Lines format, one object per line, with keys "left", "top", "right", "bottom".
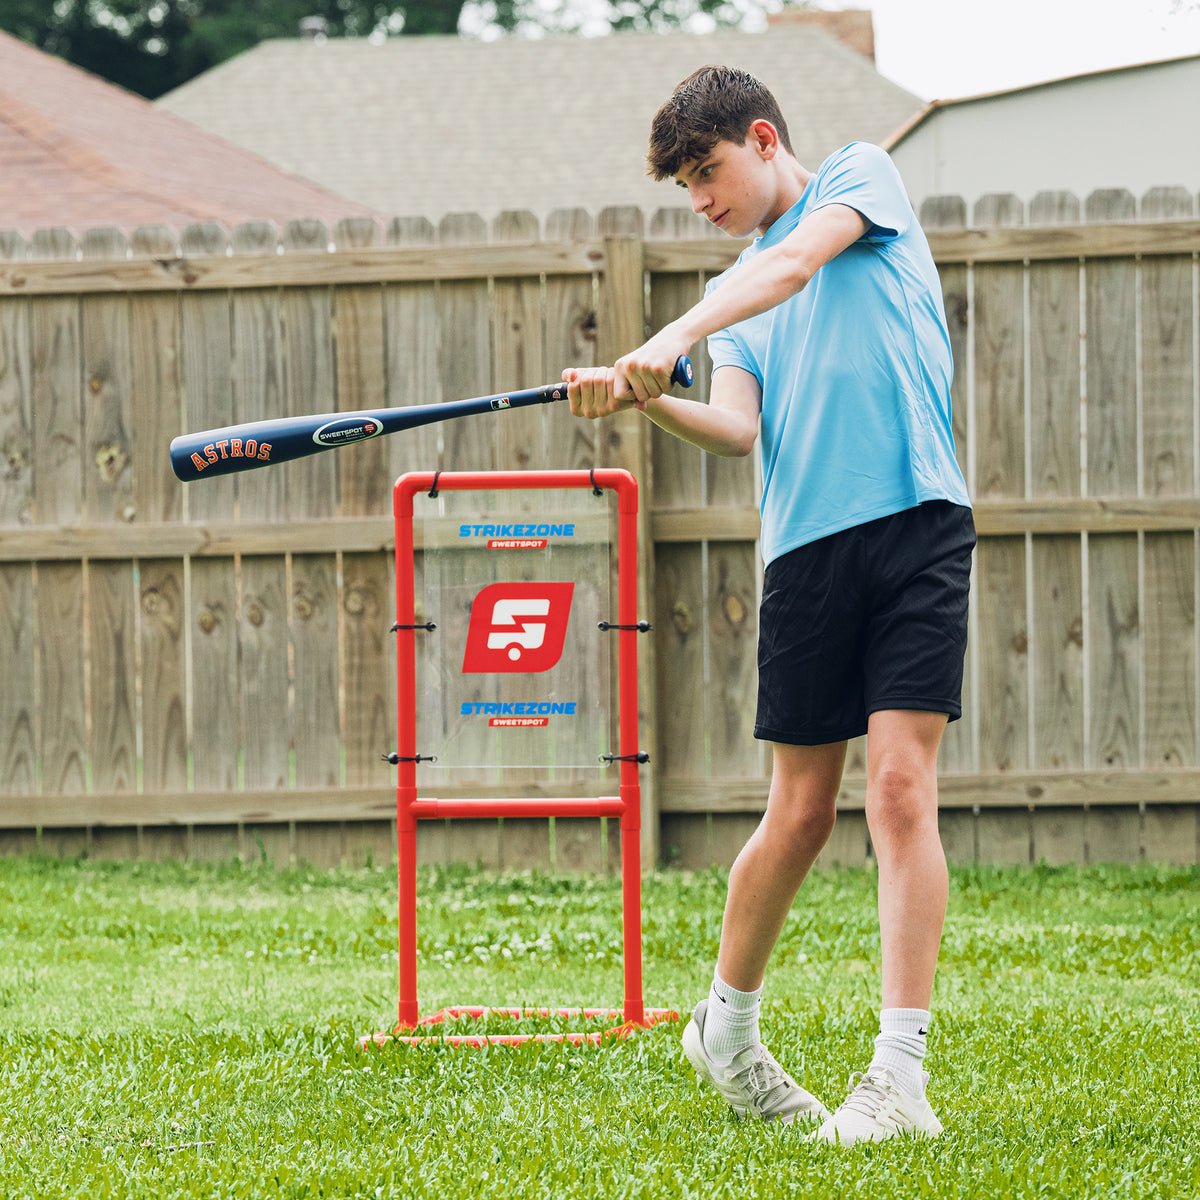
{"left": 1, "top": 189, "right": 1199, "bottom": 870}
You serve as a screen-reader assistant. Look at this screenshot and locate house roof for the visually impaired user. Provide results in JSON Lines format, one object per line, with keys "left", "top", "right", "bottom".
{"left": 885, "top": 51, "right": 1200, "bottom": 151}
{"left": 0, "top": 28, "right": 380, "bottom": 240}
{"left": 157, "top": 25, "right": 923, "bottom": 224}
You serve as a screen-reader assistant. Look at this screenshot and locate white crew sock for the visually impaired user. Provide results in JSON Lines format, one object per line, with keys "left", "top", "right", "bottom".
{"left": 869, "top": 1008, "right": 930, "bottom": 1098}
{"left": 701, "top": 972, "right": 761, "bottom": 1066}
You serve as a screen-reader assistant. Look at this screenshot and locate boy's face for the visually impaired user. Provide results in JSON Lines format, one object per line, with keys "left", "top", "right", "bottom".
{"left": 672, "top": 124, "right": 792, "bottom": 238}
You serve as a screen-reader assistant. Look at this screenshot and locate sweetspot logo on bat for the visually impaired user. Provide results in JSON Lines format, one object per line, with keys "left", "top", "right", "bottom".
{"left": 313, "top": 418, "right": 381, "bottom": 446}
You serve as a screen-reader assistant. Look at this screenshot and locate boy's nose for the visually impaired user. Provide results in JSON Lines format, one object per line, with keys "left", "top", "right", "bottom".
{"left": 689, "top": 187, "right": 709, "bottom": 215}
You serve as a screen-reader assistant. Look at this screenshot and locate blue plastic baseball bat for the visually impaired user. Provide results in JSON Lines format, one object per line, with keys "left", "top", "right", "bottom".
{"left": 170, "top": 356, "right": 694, "bottom": 482}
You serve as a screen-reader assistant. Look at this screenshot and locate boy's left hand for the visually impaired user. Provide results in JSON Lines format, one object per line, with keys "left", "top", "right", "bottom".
{"left": 562, "top": 367, "right": 641, "bottom": 420}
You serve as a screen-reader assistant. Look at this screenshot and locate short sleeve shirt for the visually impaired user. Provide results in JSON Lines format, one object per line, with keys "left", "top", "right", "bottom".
{"left": 705, "top": 142, "right": 971, "bottom": 565}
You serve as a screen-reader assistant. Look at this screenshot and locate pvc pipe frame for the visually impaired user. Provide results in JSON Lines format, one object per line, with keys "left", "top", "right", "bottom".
{"left": 392, "top": 469, "right": 647, "bottom": 1032}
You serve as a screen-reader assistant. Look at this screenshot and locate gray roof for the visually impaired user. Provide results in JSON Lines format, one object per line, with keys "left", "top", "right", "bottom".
{"left": 158, "top": 28, "right": 923, "bottom": 224}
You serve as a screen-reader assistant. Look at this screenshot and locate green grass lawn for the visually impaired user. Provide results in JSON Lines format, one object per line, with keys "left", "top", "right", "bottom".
{"left": 0, "top": 856, "right": 1196, "bottom": 1198}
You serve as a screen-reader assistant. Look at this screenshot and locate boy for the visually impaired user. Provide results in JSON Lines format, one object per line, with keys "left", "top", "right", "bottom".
{"left": 564, "top": 66, "right": 974, "bottom": 1145}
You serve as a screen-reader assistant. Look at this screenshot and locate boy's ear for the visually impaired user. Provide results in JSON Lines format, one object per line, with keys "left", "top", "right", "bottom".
{"left": 748, "top": 119, "right": 781, "bottom": 159}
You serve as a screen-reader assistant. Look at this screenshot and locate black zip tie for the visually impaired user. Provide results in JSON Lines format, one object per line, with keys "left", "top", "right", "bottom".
{"left": 427, "top": 471, "right": 441, "bottom": 498}
{"left": 600, "top": 752, "right": 650, "bottom": 764}
{"left": 589, "top": 468, "right": 603, "bottom": 496}
{"left": 383, "top": 752, "right": 438, "bottom": 764}
{"left": 391, "top": 622, "right": 437, "bottom": 632}
{"left": 597, "top": 621, "right": 652, "bottom": 632}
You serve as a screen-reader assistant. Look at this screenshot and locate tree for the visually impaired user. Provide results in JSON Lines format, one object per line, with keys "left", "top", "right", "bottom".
{"left": 1, "top": 1, "right": 410, "bottom": 98}
{"left": 472, "top": 0, "right": 772, "bottom": 38}
{"left": 0, "top": 0, "right": 778, "bottom": 100}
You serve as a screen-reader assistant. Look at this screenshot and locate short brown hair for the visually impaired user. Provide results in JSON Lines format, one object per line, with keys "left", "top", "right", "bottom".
{"left": 646, "top": 65, "right": 795, "bottom": 181}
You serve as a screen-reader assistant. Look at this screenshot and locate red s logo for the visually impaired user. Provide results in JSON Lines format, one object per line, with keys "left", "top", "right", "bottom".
{"left": 461, "top": 582, "right": 575, "bottom": 674}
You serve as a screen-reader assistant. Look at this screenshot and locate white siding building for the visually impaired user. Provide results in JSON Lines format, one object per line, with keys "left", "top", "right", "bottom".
{"left": 885, "top": 54, "right": 1200, "bottom": 218}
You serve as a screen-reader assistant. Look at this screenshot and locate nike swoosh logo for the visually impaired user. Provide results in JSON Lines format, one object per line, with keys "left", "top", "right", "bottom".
{"left": 714, "top": 991, "right": 728, "bottom": 1004}
{"left": 918, "top": 1027, "right": 928, "bottom": 1035}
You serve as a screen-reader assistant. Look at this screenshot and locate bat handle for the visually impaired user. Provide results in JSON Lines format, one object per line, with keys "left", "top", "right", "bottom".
{"left": 671, "top": 355, "right": 694, "bottom": 388}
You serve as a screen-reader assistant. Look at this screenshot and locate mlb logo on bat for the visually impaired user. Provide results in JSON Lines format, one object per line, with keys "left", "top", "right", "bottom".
{"left": 462, "top": 582, "right": 575, "bottom": 674}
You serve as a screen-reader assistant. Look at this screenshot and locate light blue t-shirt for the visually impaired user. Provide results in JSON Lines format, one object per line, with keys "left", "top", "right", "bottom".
{"left": 706, "top": 142, "right": 971, "bottom": 565}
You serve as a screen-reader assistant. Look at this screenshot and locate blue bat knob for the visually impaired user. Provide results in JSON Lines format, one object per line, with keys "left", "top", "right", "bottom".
{"left": 672, "top": 356, "right": 694, "bottom": 388}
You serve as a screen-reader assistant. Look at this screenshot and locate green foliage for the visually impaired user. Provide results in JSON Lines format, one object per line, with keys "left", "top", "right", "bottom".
{"left": 0, "top": 857, "right": 1195, "bottom": 1198}
{"left": 0, "top": 0, "right": 406, "bottom": 98}
{"left": 0, "top": 0, "right": 780, "bottom": 100}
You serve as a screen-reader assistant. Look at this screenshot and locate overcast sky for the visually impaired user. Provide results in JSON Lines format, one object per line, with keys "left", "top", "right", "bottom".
{"left": 858, "top": 0, "right": 1200, "bottom": 101}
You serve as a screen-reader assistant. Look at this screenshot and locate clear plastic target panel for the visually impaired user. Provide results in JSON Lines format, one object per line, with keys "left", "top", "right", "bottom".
{"left": 411, "top": 486, "right": 618, "bottom": 787}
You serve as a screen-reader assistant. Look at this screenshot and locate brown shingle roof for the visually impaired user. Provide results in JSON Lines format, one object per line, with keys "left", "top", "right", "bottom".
{"left": 158, "top": 27, "right": 923, "bottom": 224}
{"left": 0, "top": 28, "right": 379, "bottom": 238}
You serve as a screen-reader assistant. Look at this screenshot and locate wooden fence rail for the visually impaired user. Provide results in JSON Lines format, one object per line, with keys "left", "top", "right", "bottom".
{"left": 1, "top": 187, "right": 1198, "bottom": 870}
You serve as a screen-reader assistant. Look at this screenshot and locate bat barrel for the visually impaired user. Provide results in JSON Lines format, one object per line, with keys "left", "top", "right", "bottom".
{"left": 169, "top": 357, "right": 692, "bottom": 483}
{"left": 170, "top": 414, "right": 344, "bottom": 481}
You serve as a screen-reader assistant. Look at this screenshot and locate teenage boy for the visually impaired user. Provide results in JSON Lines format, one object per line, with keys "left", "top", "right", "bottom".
{"left": 564, "top": 66, "right": 974, "bottom": 1145}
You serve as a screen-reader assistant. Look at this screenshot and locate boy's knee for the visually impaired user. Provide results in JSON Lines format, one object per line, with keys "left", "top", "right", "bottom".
{"left": 866, "top": 766, "right": 937, "bottom": 844}
{"left": 766, "top": 795, "right": 837, "bottom": 854}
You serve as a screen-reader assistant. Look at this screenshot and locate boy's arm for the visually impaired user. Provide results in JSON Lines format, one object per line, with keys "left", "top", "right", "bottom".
{"left": 565, "top": 202, "right": 868, "bottom": 415}
{"left": 564, "top": 364, "right": 760, "bottom": 457}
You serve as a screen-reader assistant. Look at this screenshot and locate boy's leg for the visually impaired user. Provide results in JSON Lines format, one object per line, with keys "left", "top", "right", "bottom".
{"left": 715, "top": 740, "right": 845, "bottom": 991}
{"left": 866, "top": 708, "right": 949, "bottom": 1012}
{"left": 681, "top": 740, "right": 843, "bottom": 1125}
{"left": 812, "top": 708, "right": 948, "bottom": 1145}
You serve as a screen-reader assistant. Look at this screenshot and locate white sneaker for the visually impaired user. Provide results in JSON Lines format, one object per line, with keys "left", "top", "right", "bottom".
{"left": 681, "top": 1000, "right": 830, "bottom": 1125}
{"left": 811, "top": 1067, "right": 943, "bottom": 1145}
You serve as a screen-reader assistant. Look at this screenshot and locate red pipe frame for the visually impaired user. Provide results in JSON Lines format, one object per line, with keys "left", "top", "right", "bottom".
{"left": 392, "top": 469, "right": 649, "bottom": 1034}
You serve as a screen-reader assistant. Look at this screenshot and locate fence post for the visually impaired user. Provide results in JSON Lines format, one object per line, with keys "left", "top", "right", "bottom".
{"left": 598, "top": 222, "right": 659, "bottom": 869}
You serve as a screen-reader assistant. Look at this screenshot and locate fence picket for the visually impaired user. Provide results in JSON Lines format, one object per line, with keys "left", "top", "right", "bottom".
{"left": 436, "top": 212, "right": 494, "bottom": 472}
{"left": 1085, "top": 190, "right": 1141, "bottom": 788}
{"left": 492, "top": 209, "right": 546, "bottom": 472}
{"left": 79, "top": 227, "right": 138, "bottom": 801}
{"left": 0, "top": 560, "right": 35, "bottom": 796}
{"left": 138, "top": 558, "right": 188, "bottom": 793}
{"left": 706, "top": 542, "right": 760, "bottom": 778}
{"left": 28, "top": 230, "right": 87, "bottom": 802}
{"left": 87, "top": 556, "right": 137, "bottom": 793}
{"left": 279, "top": 218, "right": 343, "bottom": 862}
{"left": 0, "top": 233, "right": 35, "bottom": 807}
{"left": 1027, "top": 191, "right": 1085, "bottom": 791}
{"left": 30, "top": 228, "right": 83, "bottom": 526}
{"left": 647, "top": 207, "right": 706, "bottom": 511}
{"left": 384, "top": 215, "right": 441, "bottom": 479}
{"left": 1084, "top": 190, "right": 1138, "bottom": 496}
{"left": 189, "top": 562, "right": 238, "bottom": 791}
{"left": 231, "top": 221, "right": 285, "bottom": 522}
{"left": 1140, "top": 187, "right": 1197, "bottom": 772}
{"left": 972, "top": 195, "right": 1029, "bottom": 776}
{"left": 127, "top": 229, "right": 189, "bottom": 854}
{"left": 178, "top": 223, "right": 239, "bottom": 849}
{"left": 81, "top": 227, "right": 134, "bottom": 524}
{"left": 179, "top": 223, "right": 234, "bottom": 524}
{"left": 543, "top": 208, "right": 599, "bottom": 471}
{"left": 282, "top": 219, "right": 336, "bottom": 521}
{"left": 228, "top": 223, "right": 290, "bottom": 796}
{"left": 129, "top": 225, "right": 183, "bottom": 525}
{"left": 334, "top": 217, "right": 390, "bottom": 515}
{"left": 923, "top": 196, "right": 975, "bottom": 776}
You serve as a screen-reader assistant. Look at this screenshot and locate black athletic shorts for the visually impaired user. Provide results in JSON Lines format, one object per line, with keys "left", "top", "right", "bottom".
{"left": 754, "top": 501, "right": 975, "bottom": 746}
